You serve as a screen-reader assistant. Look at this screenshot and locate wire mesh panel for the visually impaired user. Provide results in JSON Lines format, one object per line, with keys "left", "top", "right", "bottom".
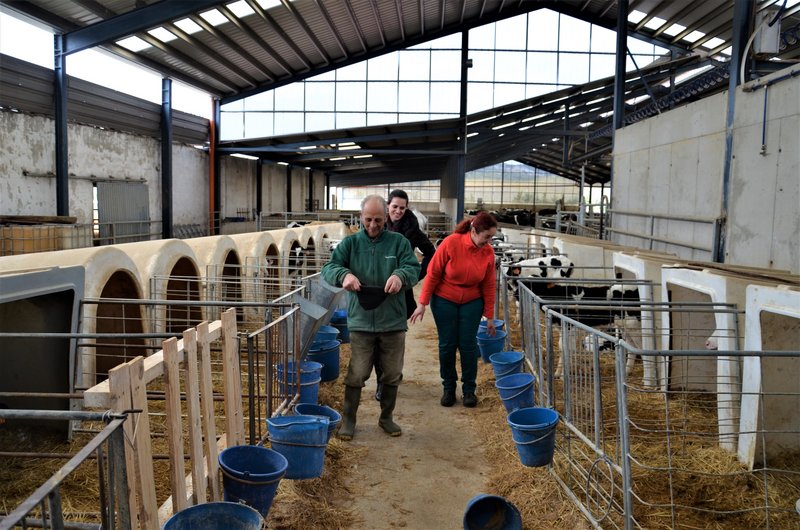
{"left": 617, "top": 347, "right": 800, "bottom": 530}
{"left": 245, "top": 307, "right": 301, "bottom": 445}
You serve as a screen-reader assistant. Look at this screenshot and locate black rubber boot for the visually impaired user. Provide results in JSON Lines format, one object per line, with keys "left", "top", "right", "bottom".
{"left": 463, "top": 392, "right": 477, "bottom": 408}
{"left": 440, "top": 388, "right": 456, "bottom": 407}
{"left": 378, "top": 384, "right": 402, "bottom": 437}
{"left": 338, "top": 385, "right": 362, "bottom": 441}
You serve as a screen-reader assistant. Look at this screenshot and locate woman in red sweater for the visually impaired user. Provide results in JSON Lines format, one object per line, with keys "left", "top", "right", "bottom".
{"left": 410, "top": 211, "right": 498, "bottom": 407}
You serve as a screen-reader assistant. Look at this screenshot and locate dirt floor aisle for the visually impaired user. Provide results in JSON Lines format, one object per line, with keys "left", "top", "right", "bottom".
{"left": 341, "top": 300, "right": 492, "bottom": 529}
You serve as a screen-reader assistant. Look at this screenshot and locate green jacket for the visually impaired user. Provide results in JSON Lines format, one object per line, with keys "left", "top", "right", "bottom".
{"left": 322, "top": 228, "right": 420, "bottom": 332}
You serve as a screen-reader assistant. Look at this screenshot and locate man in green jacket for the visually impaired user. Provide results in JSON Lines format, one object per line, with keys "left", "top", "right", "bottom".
{"left": 322, "top": 194, "right": 420, "bottom": 440}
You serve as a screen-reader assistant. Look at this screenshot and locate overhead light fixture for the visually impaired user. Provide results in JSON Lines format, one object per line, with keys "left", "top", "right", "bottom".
{"left": 353, "top": 154, "right": 372, "bottom": 159}
{"left": 232, "top": 153, "right": 259, "bottom": 160}
{"left": 339, "top": 144, "right": 362, "bottom": 150}
{"left": 277, "top": 161, "right": 289, "bottom": 165}
{"left": 467, "top": 132, "right": 479, "bottom": 137}
{"left": 329, "top": 156, "right": 346, "bottom": 161}
{"left": 491, "top": 122, "right": 517, "bottom": 131}
{"left": 299, "top": 145, "right": 318, "bottom": 150}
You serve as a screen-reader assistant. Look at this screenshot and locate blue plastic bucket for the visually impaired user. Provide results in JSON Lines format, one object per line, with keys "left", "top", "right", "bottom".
{"left": 294, "top": 403, "right": 341, "bottom": 442}
{"left": 463, "top": 494, "right": 522, "bottom": 530}
{"left": 276, "top": 361, "right": 323, "bottom": 404}
{"left": 331, "top": 321, "right": 349, "bottom": 343}
{"left": 268, "top": 415, "right": 329, "bottom": 479}
{"left": 478, "top": 319, "right": 506, "bottom": 333}
{"left": 476, "top": 330, "right": 508, "bottom": 363}
{"left": 314, "top": 325, "right": 340, "bottom": 343}
{"left": 218, "top": 445, "right": 287, "bottom": 518}
{"left": 489, "top": 351, "right": 525, "bottom": 379}
{"left": 162, "top": 501, "right": 263, "bottom": 530}
{"left": 507, "top": 407, "right": 559, "bottom": 467}
{"left": 495, "top": 372, "right": 535, "bottom": 413}
{"left": 307, "top": 340, "right": 340, "bottom": 382}
{"left": 331, "top": 309, "right": 347, "bottom": 323}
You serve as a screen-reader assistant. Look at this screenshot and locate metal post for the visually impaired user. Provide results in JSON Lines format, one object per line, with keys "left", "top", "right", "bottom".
{"left": 578, "top": 165, "right": 586, "bottom": 225}
{"left": 213, "top": 101, "right": 222, "bottom": 235}
{"left": 610, "top": 0, "right": 629, "bottom": 214}
{"left": 54, "top": 34, "right": 69, "bottom": 217}
{"left": 456, "top": 30, "right": 469, "bottom": 223}
{"left": 615, "top": 343, "right": 633, "bottom": 530}
{"left": 716, "top": 0, "right": 755, "bottom": 262}
{"left": 256, "top": 159, "right": 263, "bottom": 220}
{"left": 161, "top": 78, "right": 173, "bottom": 239}
{"left": 307, "top": 169, "right": 314, "bottom": 211}
{"left": 286, "top": 165, "right": 292, "bottom": 212}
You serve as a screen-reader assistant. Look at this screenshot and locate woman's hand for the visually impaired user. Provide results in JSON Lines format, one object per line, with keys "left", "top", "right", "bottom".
{"left": 410, "top": 304, "right": 426, "bottom": 324}
{"left": 485, "top": 320, "right": 496, "bottom": 337}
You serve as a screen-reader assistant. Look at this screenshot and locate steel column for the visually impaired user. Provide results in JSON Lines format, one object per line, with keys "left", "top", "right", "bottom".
{"left": 307, "top": 169, "right": 314, "bottom": 211}
{"left": 716, "top": 0, "right": 755, "bottom": 262}
{"left": 54, "top": 34, "right": 69, "bottom": 216}
{"left": 456, "top": 30, "right": 469, "bottom": 223}
{"left": 161, "top": 78, "right": 173, "bottom": 239}
{"left": 286, "top": 165, "right": 292, "bottom": 211}
{"left": 610, "top": 0, "right": 629, "bottom": 218}
{"left": 213, "top": 102, "right": 222, "bottom": 234}
{"left": 256, "top": 159, "right": 263, "bottom": 218}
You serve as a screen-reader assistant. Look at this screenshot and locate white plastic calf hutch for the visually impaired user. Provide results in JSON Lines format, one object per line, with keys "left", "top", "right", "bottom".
{"left": 738, "top": 285, "right": 800, "bottom": 470}
{"left": 0, "top": 247, "right": 146, "bottom": 387}
{"left": 184, "top": 235, "right": 243, "bottom": 318}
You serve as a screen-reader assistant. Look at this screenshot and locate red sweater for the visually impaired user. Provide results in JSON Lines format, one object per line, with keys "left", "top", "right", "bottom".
{"left": 419, "top": 231, "right": 496, "bottom": 319}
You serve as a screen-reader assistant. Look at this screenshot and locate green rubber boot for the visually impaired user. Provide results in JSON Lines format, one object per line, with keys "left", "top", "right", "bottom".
{"left": 338, "top": 385, "right": 361, "bottom": 441}
{"left": 378, "top": 384, "right": 402, "bottom": 437}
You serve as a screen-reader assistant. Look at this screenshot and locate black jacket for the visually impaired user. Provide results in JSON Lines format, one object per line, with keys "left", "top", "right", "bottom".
{"left": 387, "top": 209, "right": 436, "bottom": 280}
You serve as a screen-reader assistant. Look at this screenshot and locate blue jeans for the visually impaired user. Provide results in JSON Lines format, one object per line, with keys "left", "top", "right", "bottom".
{"left": 430, "top": 295, "right": 484, "bottom": 394}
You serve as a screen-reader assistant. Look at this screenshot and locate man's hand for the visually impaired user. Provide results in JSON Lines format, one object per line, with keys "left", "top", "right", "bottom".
{"left": 342, "top": 273, "right": 361, "bottom": 292}
{"left": 384, "top": 274, "right": 403, "bottom": 294}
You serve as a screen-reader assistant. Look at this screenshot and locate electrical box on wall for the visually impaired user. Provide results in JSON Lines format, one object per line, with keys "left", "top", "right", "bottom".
{"left": 753, "top": 7, "right": 781, "bottom": 57}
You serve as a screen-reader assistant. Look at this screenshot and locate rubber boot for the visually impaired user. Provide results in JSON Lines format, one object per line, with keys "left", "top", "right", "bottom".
{"left": 378, "top": 384, "right": 402, "bottom": 437}
{"left": 338, "top": 385, "right": 361, "bottom": 441}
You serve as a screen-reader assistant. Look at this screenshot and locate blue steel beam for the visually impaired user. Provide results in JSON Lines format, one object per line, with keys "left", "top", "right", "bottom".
{"left": 63, "top": 0, "right": 225, "bottom": 55}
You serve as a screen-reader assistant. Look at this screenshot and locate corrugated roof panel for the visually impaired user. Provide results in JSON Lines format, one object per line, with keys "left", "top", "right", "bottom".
{"left": 277, "top": 1, "right": 340, "bottom": 65}
{"left": 320, "top": 0, "right": 368, "bottom": 55}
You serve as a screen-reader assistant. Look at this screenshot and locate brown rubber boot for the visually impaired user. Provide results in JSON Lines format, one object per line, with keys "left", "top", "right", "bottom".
{"left": 378, "top": 384, "right": 402, "bottom": 437}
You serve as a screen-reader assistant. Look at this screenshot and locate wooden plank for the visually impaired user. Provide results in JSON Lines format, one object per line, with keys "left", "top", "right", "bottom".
{"left": 108, "top": 361, "right": 141, "bottom": 529}
{"left": 197, "top": 321, "right": 221, "bottom": 501}
{"left": 128, "top": 357, "right": 159, "bottom": 528}
{"left": 156, "top": 433, "right": 228, "bottom": 527}
{"left": 0, "top": 215, "right": 77, "bottom": 224}
{"left": 84, "top": 320, "right": 223, "bottom": 409}
{"left": 162, "top": 337, "right": 187, "bottom": 514}
{"left": 183, "top": 329, "right": 206, "bottom": 505}
{"left": 221, "top": 308, "right": 244, "bottom": 447}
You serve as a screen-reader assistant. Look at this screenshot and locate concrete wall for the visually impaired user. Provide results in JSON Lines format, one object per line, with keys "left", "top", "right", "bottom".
{"left": 612, "top": 64, "right": 799, "bottom": 274}
{"left": 1, "top": 110, "right": 329, "bottom": 231}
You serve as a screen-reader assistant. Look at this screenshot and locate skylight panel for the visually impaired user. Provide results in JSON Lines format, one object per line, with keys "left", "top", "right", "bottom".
{"left": 702, "top": 37, "right": 726, "bottom": 50}
{"left": 644, "top": 16, "right": 666, "bottom": 31}
{"left": 627, "top": 10, "right": 646, "bottom": 24}
{"left": 256, "top": 0, "right": 283, "bottom": 8}
{"left": 117, "top": 36, "right": 151, "bottom": 52}
{"left": 662, "top": 23, "right": 686, "bottom": 37}
{"left": 148, "top": 27, "right": 176, "bottom": 43}
{"left": 683, "top": 30, "right": 706, "bottom": 43}
{"left": 174, "top": 18, "right": 203, "bottom": 34}
{"left": 228, "top": 1, "right": 255, "bottom": 18}
{"left": 200, "top": 9, "right": 227, "bottom": 26}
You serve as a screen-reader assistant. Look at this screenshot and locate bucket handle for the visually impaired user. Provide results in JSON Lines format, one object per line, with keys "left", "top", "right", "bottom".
{"left": 499, "top": 382, "right": 533, "bottom": 401}
{"left": 511, "top": 423, "right": 557, "bottom": 445}
{"left": 220, "top": 467, "right": 283, "bottom": 486}
{"left": 268, "top": 418, "right": 327, "bottom": 429}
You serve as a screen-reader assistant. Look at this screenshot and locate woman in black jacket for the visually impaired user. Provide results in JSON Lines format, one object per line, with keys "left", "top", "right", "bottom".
{"left": 373, "top": 189, "right": 436, "bottom": 400}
